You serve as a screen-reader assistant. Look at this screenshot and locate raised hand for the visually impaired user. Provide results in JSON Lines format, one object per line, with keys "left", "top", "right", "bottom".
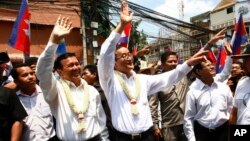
{"left": 203, "top": 28, "right": 226, "bottom": 50}
{"left": 186, "top": 50, "right": 208, "bottom": 66}
{"left": 223, "top": 41, "right": 232, "bottom": 55}
{"left": 136, "top": 45, "right": 151, "bottom": 57}
{"left": 120, "top": 0, "right": 133, "bottom": 26}
{"left": 49, "top": 16, "right": 73, "bottom": 44}
{"left": 208, "top": 28, "right": 226, "bottom": 45}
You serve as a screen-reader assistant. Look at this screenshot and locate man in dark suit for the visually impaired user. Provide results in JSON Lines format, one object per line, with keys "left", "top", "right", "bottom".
{"left": 0, "top": 52, "right": 27, "bottom": 141}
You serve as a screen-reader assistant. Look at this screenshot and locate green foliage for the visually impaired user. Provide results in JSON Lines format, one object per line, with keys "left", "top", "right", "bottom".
{"left": 128, "top": 20, "right": 148, "bottom": 52}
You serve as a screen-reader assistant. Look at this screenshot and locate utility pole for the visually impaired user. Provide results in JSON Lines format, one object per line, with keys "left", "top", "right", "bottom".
{"left": 81, "top": 0, "right": 88, "bottom": 65}
{"left": 81, "top": 0, "right": 97, "bottom": 64}
{"left": 178, "top": 0, "right": 184, "bottom": 21}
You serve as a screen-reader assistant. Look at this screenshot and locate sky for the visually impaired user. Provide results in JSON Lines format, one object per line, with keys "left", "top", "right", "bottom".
{"left": 125, "top": 0, "right": 222, "bottom": 40}
{"left": 128, "top": 0, "right": 221, "bottom": 22}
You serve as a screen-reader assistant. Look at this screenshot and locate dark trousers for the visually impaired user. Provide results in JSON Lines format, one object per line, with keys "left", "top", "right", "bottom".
{"left": 52, "top": 134, "right": 101, "bottom": 141}
{"left": 87, "top": 134, "right": 102, "bottom": 141}
{"left": 194, "top": 121, "right": 229, "bottom": 141}
{"left": 162, "top": 124, "right": 187, "bottom": 141}
{"left": 113, "top": 128, "right": 154, "bottom": 141}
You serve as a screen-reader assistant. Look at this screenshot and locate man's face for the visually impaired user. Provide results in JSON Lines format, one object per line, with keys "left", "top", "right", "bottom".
{"left": 243, "top": 57, "right": 250, "bottom": 76}
{"left": 162, "top": 55, "right": 178, "bottom": 71}
{"left": 115, "top": 47, "right": 134, "bottom": 73}
{"left": 57, "top": 56, "right": 81, "bottom": 82}
{"left": 30, "top": 64, "right": 37, "bottom": 72}
{"left": 16, "top": 66, "right": 36, "bottom": 88}
{"left": 82, "top": 69, "right": 96, "bottom": 85}
{"left": 231, "top": 63, "right": 243, "bottom": 77}
{"left": 198, "top": 60, "right": 216, "bottom": 78}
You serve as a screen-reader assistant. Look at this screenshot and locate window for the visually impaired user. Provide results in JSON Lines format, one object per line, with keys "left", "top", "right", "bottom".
{"left": 227, "top": 7, "right": 233, "bottom": 14}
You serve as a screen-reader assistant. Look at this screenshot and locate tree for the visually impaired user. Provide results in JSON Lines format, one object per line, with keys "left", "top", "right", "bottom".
{"left": 128, "top": 19, "right": 148, "bottom": 52}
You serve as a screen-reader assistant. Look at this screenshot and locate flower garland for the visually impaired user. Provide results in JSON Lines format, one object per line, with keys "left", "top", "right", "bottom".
{"left": 115, "top": 71, "right": 141, "bottom": 116}
{"left": 60, "top": 79, "right": 89, "bottom": 133}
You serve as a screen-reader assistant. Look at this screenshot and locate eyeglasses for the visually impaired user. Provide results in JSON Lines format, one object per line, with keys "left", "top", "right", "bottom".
{"left": 116, "top": 53, "right": 133, "bottom": 60}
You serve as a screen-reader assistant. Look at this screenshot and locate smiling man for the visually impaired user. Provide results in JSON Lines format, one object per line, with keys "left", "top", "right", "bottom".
{"left": 97, "top": 1, "right": 208, "bottom": 141}
{"left": 36, "top": 16, "right": 108, "bottom": 140}
{"left": 184, "top": 59, "right": 233, "bottom": 141}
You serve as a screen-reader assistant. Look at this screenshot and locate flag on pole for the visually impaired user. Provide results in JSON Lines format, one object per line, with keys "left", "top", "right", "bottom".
{"left": 117, "top": 23, "right": 132, "bottom": 48}
{"left": 132, "top": 44, "right": 137, "bottom": 56}
{"left": 56, "top": 40, "right": 67, "bottom": 56}
{"left": 8, "top": 0, "right": 30, "bottom": 55}
{"left": 231, "top": 14, "right": 248, "bottom": 55}
{"left": 199, "top": 40, "right": 217, "bottom": 64}
{"left": 216, "top": 46, "right": 227, "bottom": 73}
{"left": 178, "top": 54, "right": 182, "bottom": 64}
{"left": 207, "top": 50, "right": 217, "bottom": 65}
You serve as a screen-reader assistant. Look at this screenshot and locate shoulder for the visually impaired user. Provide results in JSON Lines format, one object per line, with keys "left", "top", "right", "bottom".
{"left": 0, "top": 87, "right": 16, "bottom": 96}
{"left": 88, "top": 85, "right": 100, "bottom": 96}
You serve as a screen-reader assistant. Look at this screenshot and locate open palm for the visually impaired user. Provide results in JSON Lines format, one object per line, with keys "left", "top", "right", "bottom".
{"left": 53, "top": 16, "right": 73, "bottom": 38}
{"left": 120, "top": 1, "right": 133, "bottom": 24}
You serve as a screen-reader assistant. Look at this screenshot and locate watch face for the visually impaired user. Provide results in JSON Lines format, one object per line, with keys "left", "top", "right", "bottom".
{"left": 238, "top": 6, "right": 249, "bottom": 15}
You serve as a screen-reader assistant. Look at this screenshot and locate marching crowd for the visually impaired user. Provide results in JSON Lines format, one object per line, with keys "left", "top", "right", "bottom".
{"left": 1, "top": 1, "right": 250, "bottom": 141}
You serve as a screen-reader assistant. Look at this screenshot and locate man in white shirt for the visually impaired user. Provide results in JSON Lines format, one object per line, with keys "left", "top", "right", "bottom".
{"left": 97, "top": 1, "right": 208, "bottom": 141}
{"left": 184, "top": 59, "right": 233, "bottom": 141}
{"left": 36, "top": 16, "right": 108, "bottom": 140}
{"left": 230, "top": 44, "right": 250, "bottom": 125}
{"left": 11, "top": 64, "right": 56, "bottom": 141}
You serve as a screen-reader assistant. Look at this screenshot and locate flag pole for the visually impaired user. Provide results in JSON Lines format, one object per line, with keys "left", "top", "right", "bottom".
{"left": 126, "top": 23, "right": 132, "bottom": 48}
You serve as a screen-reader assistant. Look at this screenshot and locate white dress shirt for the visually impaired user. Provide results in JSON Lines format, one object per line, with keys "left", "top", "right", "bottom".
{"left": 233, "top": 76, "right": 250, "bottom": 124}
{"left": 97, "top": 31, "right": 192, "bottom": 134}
{"left": 17, "top": 85, "right": 55, "bottom": 141}
{"left": 36, "top": 43, "right": 108, "bottom": 141}
{"left": 184, "top": 79, "right": 233, "bottom": 141}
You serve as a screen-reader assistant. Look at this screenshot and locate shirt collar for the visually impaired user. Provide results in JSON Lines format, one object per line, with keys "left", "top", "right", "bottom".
{"left": 16, "top": 84, "right": 41, "bottom": 97}
{"left": 116, "top": 70, "right": 136, "bottom": 80}
{"left": 62, "top": 78, "right": 87, "bottom": 89}
{"left": 191, "top": 78, "right": 218, "bottom": 91}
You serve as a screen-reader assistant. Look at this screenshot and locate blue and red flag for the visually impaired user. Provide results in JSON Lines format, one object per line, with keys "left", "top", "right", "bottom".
{"left": 207, "top": 50, "right": 217, "bottom": 65}
{"left": 178, "top": 54, "right": 182, "bottom": 64}
{"left": 117, "top": 23, "right": 132, "bottom": 48}
{"left": 216, "top": 46, "right": 226, "bottom": 73}
{"left": 132, "top": 44, "right": 137, "bottom": 56}
{"left": 230, "top": 14, "right": 248, "bottom": 56}
{"left": 8, "top": 0, "right": 30, "bottom": 55}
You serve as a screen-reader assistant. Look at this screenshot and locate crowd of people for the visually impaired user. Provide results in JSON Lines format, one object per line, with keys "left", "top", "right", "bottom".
{"left": 1, "top": 1, "right": 250, "bottom": 141}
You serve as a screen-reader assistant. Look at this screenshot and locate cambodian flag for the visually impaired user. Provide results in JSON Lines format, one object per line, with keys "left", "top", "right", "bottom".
{"left": 231, "top": 14, "right": 248, "bottom": 56}
{"left": 117, "top": 23, "right": 132, "bottom": 48}
{"left": 216, "top": 46, "right": 226, "bottom": 73}
{"left": 132, "top": 44, "right": 137, "bottom": 56}
{"left": 8, "top": 0, "right": 30, "bottom": 55}
{"left": 207, "top": 50, "right": 217, "bottom": 65}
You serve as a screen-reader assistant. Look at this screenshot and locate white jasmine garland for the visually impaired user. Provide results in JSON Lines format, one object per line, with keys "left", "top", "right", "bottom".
{"left": 60, "top": 79, "right": 89, "bottom": 133}
{"left": 115, "top": 71, "right": 141, "bottom": 116}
